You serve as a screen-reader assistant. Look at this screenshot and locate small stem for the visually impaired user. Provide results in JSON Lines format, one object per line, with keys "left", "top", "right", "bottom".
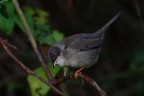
{"left": 11, "top": 0, "right": 53, "bottom": 81}
{"left": 54, "top": 75, "right": 71, "bottom": 85}
{"left": 77, "top": 74, "right": 107, "bottom": 96}
{"left": 73, "top": 73, "right": 107, "bottom": 96}
{"left": 34, "top": 47, "right": 53, "bottom": 80}
{"left": 11, "top": 0, "right": 36, "bottom": 48}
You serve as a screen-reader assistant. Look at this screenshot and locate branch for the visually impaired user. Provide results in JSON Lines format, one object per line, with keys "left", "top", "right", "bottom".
{"left": 0, "top": 37, "right": 64, "bottom": 96}
{"left": 0, "top": 37, "right": 106, "bottom": 96}
{"left": 11, "top": 0, "right": 53, "bottom": 81}
{"left": 53, "top": 72, "right": 107, "bottom": 96}
{"left": 54, "top": 76, "right": 71, "bottom": 85}
{"left": 74, "top": 73, "right": 107, "bottom": 96}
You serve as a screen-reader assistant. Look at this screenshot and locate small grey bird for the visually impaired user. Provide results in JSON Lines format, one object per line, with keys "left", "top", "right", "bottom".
{"left": 48, "top": 12, "right": 121, "bottom": 76}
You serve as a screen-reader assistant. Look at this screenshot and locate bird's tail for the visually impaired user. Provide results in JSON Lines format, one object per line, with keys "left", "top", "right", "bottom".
{"left": 93, "top": 12, "right": 121, "bottom": 37}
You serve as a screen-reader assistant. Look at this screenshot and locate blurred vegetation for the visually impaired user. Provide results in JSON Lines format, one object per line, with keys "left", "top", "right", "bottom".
{"left": 0, "top": 0, "right": 144, "bottom": 96}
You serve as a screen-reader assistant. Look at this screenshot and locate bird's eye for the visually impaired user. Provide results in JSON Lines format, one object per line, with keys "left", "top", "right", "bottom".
{"left": 52, "top": 52, "right": 59, "bottom": 61}
{"left": 48, "top": 47, "right": 60, "bottom": 63}
{"left": 52, "top": 50, "right": 55, "bottom": 53}
{"left": 52, "top": 50, "right": 60, "bottom": 60}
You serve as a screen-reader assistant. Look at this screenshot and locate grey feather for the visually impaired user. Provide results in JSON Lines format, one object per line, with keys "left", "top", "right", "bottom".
{"left": 65, "top": 12, "right": 121, "bottom": 51}
{"left": 48, "top": 12, "right": 121, "bottom": 68}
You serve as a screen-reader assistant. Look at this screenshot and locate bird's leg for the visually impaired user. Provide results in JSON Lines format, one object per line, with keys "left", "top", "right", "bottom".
{"left": 63, "top": 67, "right": 69, "bottom": 76}
{"left": 74, "top": 68, "right": 84, "bottom": 78}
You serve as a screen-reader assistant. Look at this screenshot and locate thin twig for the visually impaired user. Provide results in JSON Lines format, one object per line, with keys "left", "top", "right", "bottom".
{"left": 11, "top": 0, "right": 53, "bottom": 81}
{"left": 72, "top": 73, "right": 107, "bottom": 96}
{"left": 54, "top": 72, "right": 107, "bottom": 96}
{"left": 54, "top": 76, "right": 71, "bottom": 85}
{"left": 3, "top": 0, "right": 107, "bottom": 95}
{"left": 0, "top": 38, "right": 64, "bottom": 96}
{"left": 0, "top": 37, "right": 106, "bottom": 96}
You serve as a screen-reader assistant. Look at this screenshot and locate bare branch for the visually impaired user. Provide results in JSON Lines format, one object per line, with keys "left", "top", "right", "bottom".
{"left": 0, "top": 37, "right": 106, "bottom": 96}
{"left": 1, "top": 0, "right": 107, "bottom": 96}
{"left": 11, "top": 0, "right": 53, "bottom": 81}
{"left": 53, "top": 72, "right": 107, "bottom": 96}
{"left": 0, "top": 37, "right": 64, "bottom": 96}
{"left": 76, "top": 74, "right": 107, "bottom": 96}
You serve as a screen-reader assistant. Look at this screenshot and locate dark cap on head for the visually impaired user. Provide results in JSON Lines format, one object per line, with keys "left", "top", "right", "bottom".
{"left": 48, "top": 46, "right": 60, "bottom": 64}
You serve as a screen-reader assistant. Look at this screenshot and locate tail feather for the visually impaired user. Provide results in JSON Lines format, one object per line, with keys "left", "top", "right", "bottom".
{"left": 94, "top": 12, "right": 121, "bottom": 37}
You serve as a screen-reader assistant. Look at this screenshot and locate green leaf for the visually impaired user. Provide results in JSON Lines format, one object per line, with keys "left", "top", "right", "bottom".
{"left": 0, "top": 2, "right": 15, "bottom": 35}
{"left": 0, "top": 14, "right": 14, "bottom": 35}
{"left": 0, "top": 4, "right": 8, "bottom": 18}
{"left": 14, "top": 12, "right": 35, "bottom": 37}
{"left": 0, "top": 0, "right": 8, "bottom": 4}
{"left": 6, "top": 2, "right": 14, "bottom": 17}
{"left": 24, "top": 12, "right": 35, "bottom": 37}
{"left": 52, "top": 30, "right": 64, "bottom": 42}
{"left": 14, "top": 7, "right": 35, "bottom": 34}
{"left": 27, "top": 63, "right": 61, "bottom": 96}
{"left": 14, "top": 15, "right": 25, "bottom": 32}
{"left": 38, "top": 34, "right": 55, "bottom": 45}
{"left": 35, "top": 25, "right": 64, "bottom": 45}
{"left": 23, "top": 7, "right": 34, "bottom": 15}
{"left": 130, "top": 51, "right": 144, "bottom": 73}
{"left": 35, "top": 25, "right": 54, "bottom": 45}
{"left": 35, "top": 9, "right": 49, "bottom": 25}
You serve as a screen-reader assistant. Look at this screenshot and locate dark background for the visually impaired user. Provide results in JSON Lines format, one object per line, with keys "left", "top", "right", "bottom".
{"left": 1, "top": 0, "right": 144, "bottom": 96}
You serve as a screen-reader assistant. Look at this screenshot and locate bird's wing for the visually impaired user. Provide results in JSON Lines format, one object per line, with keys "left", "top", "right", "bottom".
{"left": 69, "top": 12, "right": 121, "bottom": 51}
{"left": 67, "top": 34, "right": 104, "bottom": 51}
{"left": 59, "top": 33, "right": 82, "bottom": 47}
{"left": 62, "top": 12, "right": 121, "bottom": 51}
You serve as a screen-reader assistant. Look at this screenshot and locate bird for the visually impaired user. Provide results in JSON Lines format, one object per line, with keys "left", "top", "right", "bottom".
{"left": 48, "top": 12, "right": 121, "bottom": 77}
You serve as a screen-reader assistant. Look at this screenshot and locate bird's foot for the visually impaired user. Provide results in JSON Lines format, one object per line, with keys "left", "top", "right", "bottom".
{"left": 74, "top": 68, "right": 84, "bottom": 79}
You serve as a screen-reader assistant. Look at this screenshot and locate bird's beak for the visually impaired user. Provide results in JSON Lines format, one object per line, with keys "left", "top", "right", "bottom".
{"left": 53, "top": 60, "right": 57, "bottom": 68}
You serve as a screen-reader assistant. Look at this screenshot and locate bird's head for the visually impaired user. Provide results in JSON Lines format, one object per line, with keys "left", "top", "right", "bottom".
{"left": 48, "top": 46, "right": 61, "bottom": 67}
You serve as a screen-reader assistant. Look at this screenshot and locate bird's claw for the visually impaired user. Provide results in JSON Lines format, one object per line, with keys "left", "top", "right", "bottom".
{"left": 74, "top": 68, "right": 84, "bottom": 79}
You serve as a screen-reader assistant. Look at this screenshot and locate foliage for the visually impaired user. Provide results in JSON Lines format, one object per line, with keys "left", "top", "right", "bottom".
{"left": 0, "top": 0, "right": 9, "bottom": 18}
{"left": 1, "top": 0, "right": 144, "bottom": 96}
{"left": 0, "top": 1, "right": 15, "bottom": 35}
{"left": 0, "top": 1, "right": 64, "bottom": 96}
{"left": 35, "top": 25, "right": 64, "bottom": 45}
{"left": 27, "top": 64, "right": 61, "bottom": 96}
{"left": 130, "top": 51, "right": 144, "bottom": 95}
